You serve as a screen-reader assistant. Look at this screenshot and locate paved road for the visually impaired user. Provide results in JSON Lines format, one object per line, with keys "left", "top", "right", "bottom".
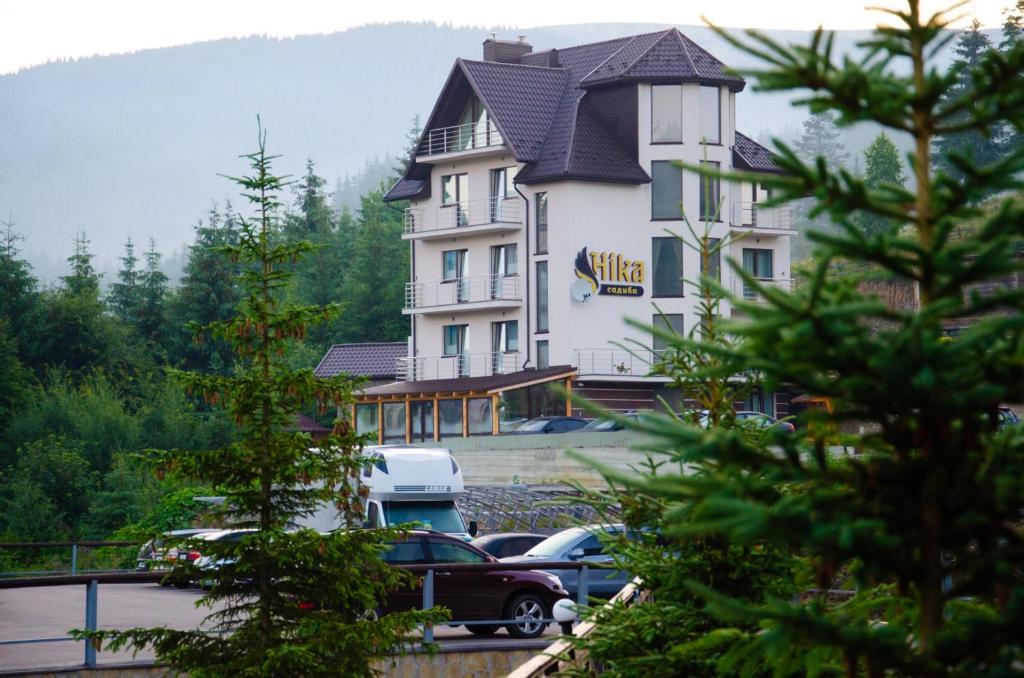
{"left": 0, "top": 583, "right": 558, "bottom": 672}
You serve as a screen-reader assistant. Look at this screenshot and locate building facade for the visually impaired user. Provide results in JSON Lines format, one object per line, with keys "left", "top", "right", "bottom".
{"left": 365, "top": 29, "right": 794, "bottom": 440}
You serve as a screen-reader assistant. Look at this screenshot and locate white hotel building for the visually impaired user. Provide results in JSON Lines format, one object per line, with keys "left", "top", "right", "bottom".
{"left": 353, "top": 29, "right": 794, "bottom": 444}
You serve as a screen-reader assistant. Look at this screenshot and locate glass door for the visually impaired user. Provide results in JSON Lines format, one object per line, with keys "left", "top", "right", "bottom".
{"left": 741, "top": 248, "right": 774, "bottom": 300}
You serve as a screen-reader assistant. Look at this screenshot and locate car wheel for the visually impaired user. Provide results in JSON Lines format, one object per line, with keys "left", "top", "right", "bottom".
{"left": 467, "top": 624, "right": 499, "bottom": 637}
{"left": 504, "top": 593, "right": 549, "bottom": 639}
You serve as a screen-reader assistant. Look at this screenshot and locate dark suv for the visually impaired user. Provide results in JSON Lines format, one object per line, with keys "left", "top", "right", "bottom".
{"left": 382, "top": 530, "right": 568, "bottom": 638}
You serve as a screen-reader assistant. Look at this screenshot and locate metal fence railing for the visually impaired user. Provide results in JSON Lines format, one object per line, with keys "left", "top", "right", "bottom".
{"left": 396, "top": 350, "right": 522, "bottom": 381}
{"left": 0, "top": 541, "right": 137, "bottom": 578}
{"left": 416, "top": 120, "right": 503, "bottom": 157}
{"left": 0, "top": 560, "right": 609, "bottom": 670}
{"left": 405, "top": 273, "right": 522, "bottom": 310}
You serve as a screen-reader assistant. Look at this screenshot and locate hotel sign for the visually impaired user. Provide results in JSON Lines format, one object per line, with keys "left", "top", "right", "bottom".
{"left": 571, "top": 247, "right": 645, "bottom": 302}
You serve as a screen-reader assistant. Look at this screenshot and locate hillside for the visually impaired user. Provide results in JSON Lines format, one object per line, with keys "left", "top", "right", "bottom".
{"left": 0, "top": 21, "right": 975, "bottom": 279}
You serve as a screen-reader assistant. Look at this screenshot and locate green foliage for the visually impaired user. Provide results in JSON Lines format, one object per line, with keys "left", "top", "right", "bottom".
{"left": 109, "top": 237, "right": 142, "bottom": 324}
{"left": 74, "top": 124, "right": 444, "bottom": 677}
{"left": 856, "top": 133, "right": 907, "bottom": 236}
{"left": 0, "top": 436, "right": 97, "bottom": 539}
{"left": 607, "top": 2, "right": 1024, "bottom": 674}
{"left": 62, "top": 232, "right": 101, "bottom": 298}
{"left": 0, "top": 321, "right": 30, "bottom": 433}
{"left": 137, "top": 238, "right": 169, "bottom": 345}
{"left": 932, "top": 20, "right": 1010, "bottom": 189}
{"left": 0, "top": 220, "right": 38, "bottom": 355}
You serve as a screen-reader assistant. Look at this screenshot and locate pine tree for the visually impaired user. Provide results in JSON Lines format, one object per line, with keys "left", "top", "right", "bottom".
{"left": 1001, "top": 0, "right": 1023, "bottom": 49}
{"left": 856, "top": 133, "right": 907, "bottom": 236}
{"left": 74, "top": 124, "right": 445, "bottom": 676}
{"left": 793, "top": 111, "right": 848, "bottom": 167}
{"left": 108, "top": 237, "right": 142, "bottom": 324}
{"left": 392, "top": 114, "right": 422, "bottom": 177}
{"left": 0, "top": 216, "right": 38, "bottom": 354}
{"left": 933, "top": 19, "right": 1008, "bottom": 186}
{"left": 137, "top": 238, "right": 168, "bottom": 345}
{"left": 609, "top": 2, "right": 1024, "bottom": 674}
{"left": 62, "top": 232, "right": 100, "bottom": 298}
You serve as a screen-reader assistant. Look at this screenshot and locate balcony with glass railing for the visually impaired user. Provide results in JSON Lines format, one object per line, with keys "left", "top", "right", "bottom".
{"left": 416, "top": 120, "right": 505, "bottom": 160}
{"left": 729, "top": 202, "right": 794, "bottom": 232}
{"left": 397, "top": 351, "right": 521, "bottom": 381}
{"left": 403, "top": 196, "right": 521, "bottom": 240}
{"left": 403, "top": 274, "right": 522, "bottom": 314}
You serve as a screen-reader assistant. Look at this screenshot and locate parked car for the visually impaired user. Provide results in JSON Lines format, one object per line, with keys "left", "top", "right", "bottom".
{"left": 695, "top": 410, "right": 796, "bottom": 433}
{"left": 581, "top": 411, "right": 647, "bottom": 432}
{"left": 507, "top": 416, "right": 589, "bottom": 435}
{"left": 381, "top": 530, "right": 568, "bottom": 638}
{"left": 500, "top": 524, "right": 636, "bottom": 600}
{"left": 470, "top": 532, "right": 547, "bottom": 559}
{"left": 136, "top": 528, "right": 216, "bottom": 572}
{"left": 180, "top": 529, "right": 256, "bottom": 588}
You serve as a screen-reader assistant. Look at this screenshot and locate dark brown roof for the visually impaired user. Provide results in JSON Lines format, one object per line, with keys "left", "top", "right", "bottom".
{"left": 358, "top": 365, "right": 577, "bottom": 398}
{"left": 733, "top": 132, "right": 783, "bottom": 174}
{"left": 386, "top": 28, "right": 768, "bottom": 201}
{"left": 314, "top": 342, "right": 407, "bottom": 379}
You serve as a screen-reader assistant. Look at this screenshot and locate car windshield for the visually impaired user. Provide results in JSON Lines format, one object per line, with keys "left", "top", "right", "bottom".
{"left": 582, "top": 418, "right": 618, "bottom": 431}
{"left": 516, "top": 419, "right": 552, "bottom": 432}
{"left": 522, "top": 527, "right": 590, "bottom": 558}
{"left": 382, "top": 501, "right": 466, "bottom": 533}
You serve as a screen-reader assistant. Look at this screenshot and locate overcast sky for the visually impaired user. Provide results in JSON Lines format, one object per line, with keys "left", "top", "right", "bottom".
{"left": 0, "top": 0, "right": 1009, "bottom": 74}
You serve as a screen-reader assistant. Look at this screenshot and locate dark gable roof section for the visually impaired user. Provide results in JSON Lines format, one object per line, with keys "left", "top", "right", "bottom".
{"left": 315, "top": 342, "right": 408, "bottom": 379}
{"left": 733, "top": 131, "right": 784, "bottom": 174}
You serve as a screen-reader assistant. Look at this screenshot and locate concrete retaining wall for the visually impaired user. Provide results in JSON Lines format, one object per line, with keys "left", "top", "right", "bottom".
{"left": 412, "top": 431, "right": 654, "bottom": 487}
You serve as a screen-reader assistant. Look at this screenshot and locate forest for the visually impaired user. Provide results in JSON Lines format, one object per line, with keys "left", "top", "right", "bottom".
{"left": 0, "top": 135, "right": 415, "bottom": 555}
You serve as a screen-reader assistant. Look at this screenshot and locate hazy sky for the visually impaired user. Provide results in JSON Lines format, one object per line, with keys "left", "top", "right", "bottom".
{"left": 0, "top": 0, "right": 1010, "bottom": 74}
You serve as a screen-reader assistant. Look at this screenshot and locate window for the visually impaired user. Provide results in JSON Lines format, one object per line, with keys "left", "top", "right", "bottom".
{"left": 535, "top": 192, "right": 548, "bottom": 254}
{"left": 382, "top": 402, "right": 406, "bottom": 444}
{"left": 441, "top": 173, "right": 469, "bottom": 227}
{"left": 651, "top": 161, "right": 683, "bottom": 220}
{"left": 744, "top": 387, "right": 774, "bottom": 417}
{"left": 354, "top": 403, "right": 379, "bottom": 438}
{"left": 490, "top": 243, "right": 517, "bottom": 299}
{"left": 443, "top": 324, "right": 468, "bottom": 356}
{"left": 652, "top": 237, "right": 685, "bottom": 297}
{"left": 742, "top": 248, "right": 774, "bottom": 300}
{"left": 536, "top": 340, "right": 549, "bottom": 369}
{"left": 382, "top": 538, "right": 428, "bottom": 564}
{"left": 699, "top": 86, "right": 721, "bottom": 144}
{"left": 409, "top": 400, "right": 434, "bottom": 443}
{"left": 457, "top": 95, "right": 494, "bottom": 150}
{"left": 429, "top": 541, "right": 487, "bottom": 564}
{"left": 442, "top": 249, "right": 468, "bottom": 281}
{"left": 699, "top": 161, "right": 721, "bottom": 221}
{"left": 536, "top": 261, "right": 549, "bottom": 332}
{"left": 492, "top": 321, "right": 519, "bottom": 353}
{"left": 701, "top": 237, "right": 721, "bottom": 281}
{"left": 652, "top": 313, "right": 684, "bottom": 351}
{"left": 467, "top": 397, "right": 492, "bottom": 436}
{"left": 490, "top": 167, "right": 518, "bottom": 221}
{"left": 651, "top": 85, "right": 683, "bottom": 143}
{"left": 438, "top": 399, "right": 463, "bottom": 439}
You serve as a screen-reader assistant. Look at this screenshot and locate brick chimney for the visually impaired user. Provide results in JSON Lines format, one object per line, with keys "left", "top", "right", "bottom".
{"left": 483, "top": 34, "right": 533, "bottom": 64}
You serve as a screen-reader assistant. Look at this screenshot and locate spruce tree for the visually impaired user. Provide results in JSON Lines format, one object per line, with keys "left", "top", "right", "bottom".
{"left": 392, "top": 114, "right": 423, "bottom": 177}
{"left": 857, "top": 133, "right": 907, "bottom": 236}
{"left": 109, "top": 237, "right": 142, "bottom": 324}
{"left": 62, "top": 232, "right": 100, "bottom": 298}
{"left": 0, "top": 217, "right": 38, "bottom": 354}
{"left": 137, "top": 238, "right": 168, "bottom": 345}
{"left": 607, "top": 2, "right": 1024, "bottom": 674}
{"left": 933, "top": 19, "right": 1008, "bottom": 187}
{"left": 793, "top": 111, "right": 848, "bottom": 167}
{"left": 74, "top": 125, "right": 445, "bottom": 676}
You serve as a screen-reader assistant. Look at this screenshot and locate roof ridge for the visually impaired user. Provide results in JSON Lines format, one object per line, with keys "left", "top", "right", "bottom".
{"left": 674, "top": 29, "right": 699, "bottom": 77}
{"left": 556, "top": 29, "right": 669, "bottom": 53}
{"left": 460, "top": 58, "right": 566, "bottom": 72}
{"left": 619, "top": 29, "right": 674, "bottom": 78}
{"left": 578, "top": 34, "right": 639, "bottom": 84}
{"left": 327, "top": 342, "right": 406, "bottom": 348}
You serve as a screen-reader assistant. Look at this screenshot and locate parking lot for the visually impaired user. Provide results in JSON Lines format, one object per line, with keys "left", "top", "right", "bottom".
{"left": 0, "top": 582, "right": 557, "bottom": 672}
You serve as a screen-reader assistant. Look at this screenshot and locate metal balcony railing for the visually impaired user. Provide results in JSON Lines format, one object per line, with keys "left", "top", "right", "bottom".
{"left": 404, "top": 196, "right": 521, "bottom": 235}
{"left": 730, "top": 202, "right": 793, "bottom": 230}
{"left": 417, "top": 120, "right": 504, "bottom": 157}
{"left": 574, "top": 348, "right": 666, "bottom": 377}
{"left": 405, "top": 274, "right": 521, "bottom": 310}
{"left": 397, "top": 351, "right": 522, "bottom": 381}
{"left": 730, "top": 276, "right": 792, "bottom": 303}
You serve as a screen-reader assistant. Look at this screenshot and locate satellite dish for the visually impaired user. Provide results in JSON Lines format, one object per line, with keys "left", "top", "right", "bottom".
{"left": 570, "top": 278, "right": 593, "bottom": 303}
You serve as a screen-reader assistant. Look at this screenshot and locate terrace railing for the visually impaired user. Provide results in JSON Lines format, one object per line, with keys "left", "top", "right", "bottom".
{"left": 416, "top": 120, "right": 503, "bottom": 157}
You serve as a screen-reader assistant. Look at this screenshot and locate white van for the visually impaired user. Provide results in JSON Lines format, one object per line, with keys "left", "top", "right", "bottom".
{"left": 297, "top": 447, "right": 477, "bottom": 540}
